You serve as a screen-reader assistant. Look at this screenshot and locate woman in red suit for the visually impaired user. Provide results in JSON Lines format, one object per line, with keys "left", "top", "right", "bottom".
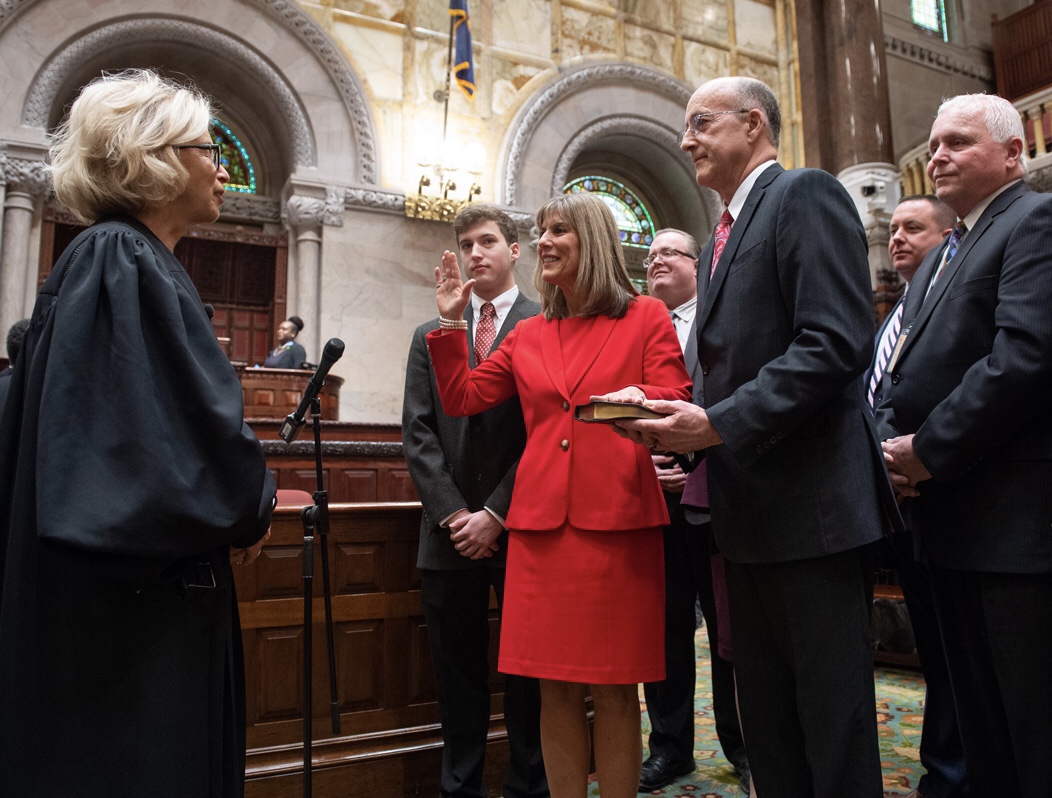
{"left": 427, "top": 192, "right": 691, "bottom": 798}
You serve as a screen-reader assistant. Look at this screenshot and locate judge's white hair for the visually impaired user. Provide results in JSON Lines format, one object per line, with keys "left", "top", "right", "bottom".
{"left": 49, "top": 69, "right": 214, "bottom": 223}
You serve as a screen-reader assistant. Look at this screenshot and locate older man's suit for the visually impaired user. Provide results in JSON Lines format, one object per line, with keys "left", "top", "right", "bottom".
{"left": 697, "top": 164, "right": 897, "bottom": 797}
{"left": 402, "top": 293, "right": 547, "bottom": 798}
{"left": 875, "top": 181, "right": 1052, "bottom": 797}
{"left": 643, "top": 316, "right": 745, "bottom": 776}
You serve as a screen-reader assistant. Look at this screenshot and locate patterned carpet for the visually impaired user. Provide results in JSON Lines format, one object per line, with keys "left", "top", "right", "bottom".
{"left": 586, "top": 627, "right": 928, "bottom": 797}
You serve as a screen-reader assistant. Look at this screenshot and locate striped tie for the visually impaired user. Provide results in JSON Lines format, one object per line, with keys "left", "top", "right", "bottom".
{"left": 709, "top": 209, "right": 733, "bottom": 280}
{"left": 929, "top": 221, "right": 966, "bottom": 288}
{"left": 867, "top": 293, "right": 906, "bottom": 408}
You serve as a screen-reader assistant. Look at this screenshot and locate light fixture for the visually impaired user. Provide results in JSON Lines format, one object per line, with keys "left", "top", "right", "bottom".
{"left": 405, "top": 138, "right": 484, "bottom": 222}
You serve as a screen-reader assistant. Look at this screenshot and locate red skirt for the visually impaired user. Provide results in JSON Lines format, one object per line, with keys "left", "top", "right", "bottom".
{"left": 498, "top": 523, "right": 665, "bottom": 684}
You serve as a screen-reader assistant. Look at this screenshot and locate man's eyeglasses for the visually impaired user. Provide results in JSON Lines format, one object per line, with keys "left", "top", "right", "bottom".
{"left": 643, "top": 247, "right": 694, "bottom": 269}
{"left": 173, "top": 143, "right": 222, "bottom": 170}
{"left": 677, "top": 109, "right": 751, "bottom": 145}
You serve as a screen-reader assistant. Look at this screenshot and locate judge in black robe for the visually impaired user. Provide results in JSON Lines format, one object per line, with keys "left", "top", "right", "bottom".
{"left": 0, "top": 70, "right": 275, "bottom": 798}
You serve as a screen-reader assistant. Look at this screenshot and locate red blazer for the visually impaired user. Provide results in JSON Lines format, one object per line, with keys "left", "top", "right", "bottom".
{"left": 426, "top": 294, "right": 691, "bottom": 532}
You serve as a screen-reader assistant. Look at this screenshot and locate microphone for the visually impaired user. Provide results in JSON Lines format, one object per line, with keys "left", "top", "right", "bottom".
{"left": 203, "top": 304, "right": 215, "bottom": 320}
{"left": 279, "top": 338, "right": 345, "bottom": 443}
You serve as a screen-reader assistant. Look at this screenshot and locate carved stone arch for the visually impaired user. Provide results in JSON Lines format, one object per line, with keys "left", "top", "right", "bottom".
{"left": 502, "top": 62, "right": 717, "bottom": 241}
{"left": 4, "top": 0, "right": 379, "bottom": 185}
{"left": 23, "top": 18, "right": 316, "bottom": 170}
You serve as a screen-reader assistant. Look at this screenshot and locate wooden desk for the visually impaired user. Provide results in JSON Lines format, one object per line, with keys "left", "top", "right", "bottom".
{"left": 238, "top": 502, "right": 510, "bottom": 797}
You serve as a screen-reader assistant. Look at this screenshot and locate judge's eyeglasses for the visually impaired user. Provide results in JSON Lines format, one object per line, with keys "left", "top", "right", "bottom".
{"left": 173, "top": 143, "right": 222, "bottom": 170}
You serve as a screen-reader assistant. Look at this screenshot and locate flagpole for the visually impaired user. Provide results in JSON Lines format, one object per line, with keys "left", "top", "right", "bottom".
{"left": 442, "top": 14, "right": 455, "bottom": 141}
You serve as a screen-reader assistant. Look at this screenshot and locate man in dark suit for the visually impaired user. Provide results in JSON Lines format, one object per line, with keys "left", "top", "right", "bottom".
{"left": 638, "top": 229, "right": 748, "bottom": 793}
{"left": 877, "top": 93, "right": 1052, "bottom": 798}
{"left": 615, "top": 76, "right": 895, "bottom": 797}
{"left": 867, "top": 195, "right": 967, "bottom": 798}
{"left": 402, "top": 206, "right": 547, "bottom": 798}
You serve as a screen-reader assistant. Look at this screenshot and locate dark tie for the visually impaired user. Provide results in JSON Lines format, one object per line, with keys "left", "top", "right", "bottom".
{"left": 474, "top": 302, "right": 497, "bottom": 365}
{"left": 931, "top": 221, "right": 967, "bottom": 285}
{"left": 710, "top": 209, "right": 734, "bottom": 281}
{"left": 867, "top": 291, "right": 906, "bottom": 408}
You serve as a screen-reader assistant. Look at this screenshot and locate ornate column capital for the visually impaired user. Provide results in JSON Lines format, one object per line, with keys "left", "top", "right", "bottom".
{"left": 3, "top": 157, "right": 50, "bottom": 198}
{"left": 284, "top": 194, "right": 326, "bottom": 231}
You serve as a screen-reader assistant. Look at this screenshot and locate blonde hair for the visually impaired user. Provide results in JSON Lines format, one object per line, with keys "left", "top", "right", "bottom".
{"left": 49, "top": 69, "right": 214, "bottom": 223}
{"left": 534, "top": 192, "right": 638, "bottom": 320}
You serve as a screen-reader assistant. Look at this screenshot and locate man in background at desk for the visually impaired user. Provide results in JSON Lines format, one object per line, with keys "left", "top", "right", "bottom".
{"left": 639, "top": 229, "right": 748, "bottom": 794}
{"left": 867, "top": 195, "right": 966, "bottom": 798}
{"left": 877, "top": 93, "right": 1052, "bottom": 797}
{"left": 402, "top": 205, "right": 547, "bottom": 798}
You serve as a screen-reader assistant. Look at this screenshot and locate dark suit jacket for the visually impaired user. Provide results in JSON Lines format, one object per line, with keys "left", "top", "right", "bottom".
{"left": 427, "top": 295, "right": 692, "bottom": 532}
{"left": 875, "top": 181, "right": 1052, "bottom": 573}
{"left": 697, "top": 164, "right": 896, "bottom": 564}
{"left": 403, "top": 293, "right": 540, "bottom": 570}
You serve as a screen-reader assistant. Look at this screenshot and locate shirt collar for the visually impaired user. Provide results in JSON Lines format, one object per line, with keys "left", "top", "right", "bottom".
{"left": 472, "top": 284, "right": 519, "bottom": 324}
{"left": 962, "top": 178, "right": 1021, "bottom": 232}
{"left": 727, "top": 160, "right": 778, "bottom": 222}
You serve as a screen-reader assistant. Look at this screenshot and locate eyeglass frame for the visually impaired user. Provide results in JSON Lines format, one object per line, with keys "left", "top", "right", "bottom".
{"left": 173, "top": 143, "right": 222, "bottom": 170}
{"left": 677, "top": 109, "right": 751, "bottom": 145}
{"left": 643, "top": 247, "right": 695, "bottom": 269}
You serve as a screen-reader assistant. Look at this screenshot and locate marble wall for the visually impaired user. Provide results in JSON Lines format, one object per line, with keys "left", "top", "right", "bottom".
{"left": 0, "top": 0, "right": 796, "bottom": 424}
{"left": 288, "top": 0, "right": 794, "bottom": 422}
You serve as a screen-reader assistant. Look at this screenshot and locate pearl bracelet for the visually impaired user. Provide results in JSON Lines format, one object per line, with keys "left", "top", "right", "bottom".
{"left": 439, "top": 316, "right": 468, "bottom": 330}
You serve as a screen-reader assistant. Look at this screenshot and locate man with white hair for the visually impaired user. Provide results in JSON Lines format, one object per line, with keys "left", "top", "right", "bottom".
{"left": 877, "top": 93, "right": 1052, "bottom": 796}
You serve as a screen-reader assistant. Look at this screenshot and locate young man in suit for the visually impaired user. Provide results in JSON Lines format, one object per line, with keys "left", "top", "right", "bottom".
{"left": 868, "top": 196, "right": 967, "bottom": 798}
{"left": 877, "top": 94, "right": 1052, "bottom": 797}
{"left": 639, "top": 229, "right": 748, "bottom": 793}
{"left": 613, "top": 76, "right": 896, "bottom": 797}
{"left": 402, "top": 206, "right": 547, "bottom": 798}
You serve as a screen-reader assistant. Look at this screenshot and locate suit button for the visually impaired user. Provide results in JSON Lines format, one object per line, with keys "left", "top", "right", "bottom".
{"left": 769, "top": 435, "right": 777, "bottom": 444}
{"left": 561, "top": 439, "right": 569, "bottom": 451}
{"left": 562, "top": 400, "right": 570, "bottom": 411}
{"left": 702, "top": 364, "right": 710, "bottom": 376}
{"left": 756, "top": 444, "right": 764, "bottom": 454}
{"left": 892, "top": 374, "right": 900, "bottom": 385}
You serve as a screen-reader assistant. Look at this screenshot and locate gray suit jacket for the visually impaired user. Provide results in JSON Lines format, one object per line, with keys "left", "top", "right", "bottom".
{"left": 875, "top": 181, "right": 1052, "bottom": 573}
{"left": 402, "top": 293, "right": 541, "bottom": 570}
{"left": 696, "top": 164, "right": 897, "bottom": 563}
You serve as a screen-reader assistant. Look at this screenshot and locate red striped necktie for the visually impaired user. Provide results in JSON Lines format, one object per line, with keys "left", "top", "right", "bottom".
{"left": 710, "top": 209, "right": 734, "bottom": 281}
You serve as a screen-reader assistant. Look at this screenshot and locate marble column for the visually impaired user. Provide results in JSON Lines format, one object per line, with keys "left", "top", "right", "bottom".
{"left": 824, "top": 0, "right": 899, "bottom": 286}
{"left": 285, "top": 195, "right": 325, "bottom": 360}
{"left": 0, "top": 157, "right": 49, "bottom": 338}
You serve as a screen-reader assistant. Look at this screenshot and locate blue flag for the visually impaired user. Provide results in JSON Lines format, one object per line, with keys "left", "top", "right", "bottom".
{"left": 449, "top": 0, "right": 476, "bottom": 99}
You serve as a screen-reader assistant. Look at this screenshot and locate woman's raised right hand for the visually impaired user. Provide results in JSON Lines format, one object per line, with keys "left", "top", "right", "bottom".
{"left": 436, "top": 250, "right": 475, "bottom": 321}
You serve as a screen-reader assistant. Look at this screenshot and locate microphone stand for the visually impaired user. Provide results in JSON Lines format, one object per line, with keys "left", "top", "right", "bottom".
{"left": 300, "top": 395, "right": 341, "bottom": 797}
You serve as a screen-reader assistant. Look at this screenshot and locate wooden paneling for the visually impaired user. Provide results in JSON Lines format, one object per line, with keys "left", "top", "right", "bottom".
{"left": 993, "top": 2, "right": 1052, "bottom": 101}
{"left": 238, "top": 503, "right": 512, "bottom": 798}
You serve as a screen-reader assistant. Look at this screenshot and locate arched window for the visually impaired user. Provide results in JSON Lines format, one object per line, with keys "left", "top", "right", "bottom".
{"left": 563, "top": 176, "right": 657, "bottom": 249}
{"left": 213, "top": 118, "right": 257, "bottom": 194}
{"left": 910, "top": 0, "right": 948, "bottom": 41}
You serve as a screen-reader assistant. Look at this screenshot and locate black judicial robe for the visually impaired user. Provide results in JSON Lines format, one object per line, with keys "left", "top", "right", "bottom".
{"left": 0, "top": 216, "right": 276, "bottom": 797}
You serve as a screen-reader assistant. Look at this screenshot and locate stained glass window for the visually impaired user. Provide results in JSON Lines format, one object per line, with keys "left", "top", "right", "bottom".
{"left": 563, "top": 176, "right": 657, "bottom": 249}
{"left": 911, "top": 0, "right": 948, "bottom": 41}
{"left": 212, "top": 118, "right": 257, "bottom": 194}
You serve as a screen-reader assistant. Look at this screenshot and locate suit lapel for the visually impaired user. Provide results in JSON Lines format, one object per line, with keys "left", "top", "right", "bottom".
{"left": 464, "top": 304, "right": 477, "bottom": 368}
{"left": 540, "top": 312, "right": 619, "bottom": 399}
{"left": 697, "top": 163, "right": 784, "bottom": 335}
{"left": 897, "top": 181, "right": 1028, "bottom": 364}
